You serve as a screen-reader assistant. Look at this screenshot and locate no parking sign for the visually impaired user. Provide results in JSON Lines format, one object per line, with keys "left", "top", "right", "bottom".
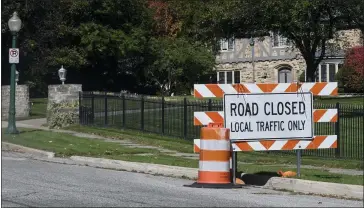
{"left": 9, "top": 48, "right": 19, "bottom": 64}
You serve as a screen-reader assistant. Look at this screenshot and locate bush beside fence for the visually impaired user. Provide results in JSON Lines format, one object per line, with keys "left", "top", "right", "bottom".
{"left": 79, "top": 92, "right": 364, "bottom": 160}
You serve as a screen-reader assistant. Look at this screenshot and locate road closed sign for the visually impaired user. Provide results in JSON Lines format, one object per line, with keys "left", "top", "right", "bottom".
{"left": 223, "top": 92, "right": 313, "bottom": 141}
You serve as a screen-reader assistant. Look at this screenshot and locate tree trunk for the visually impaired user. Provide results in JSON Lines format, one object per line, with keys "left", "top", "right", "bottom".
{"left": 305, "top": 59, "right": 317, "bottom": 82}
{"left": 303, "top": 52, "right": 322, "bottom": 82}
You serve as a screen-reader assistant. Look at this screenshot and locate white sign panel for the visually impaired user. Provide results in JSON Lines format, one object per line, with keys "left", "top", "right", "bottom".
{"left": 9, "top": 48, "right": 19, "bottom": 64}
{"left": 224, "top": 93, "right": 313, "bottom": 141}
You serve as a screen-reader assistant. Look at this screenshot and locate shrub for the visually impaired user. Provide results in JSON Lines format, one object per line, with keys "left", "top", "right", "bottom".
{"left": 336, "top": 46, "right": 364, "bottom": 93}
{"left": 47, "top": 101, "right": 79, "bottom": 129}
{"left": 336, "top": 65, "right": 364, "bottom": 93}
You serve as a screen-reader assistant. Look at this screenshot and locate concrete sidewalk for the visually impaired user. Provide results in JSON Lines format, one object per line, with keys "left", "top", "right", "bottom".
{"left": 1, "top": 118, "right": 363, "bottom": 176}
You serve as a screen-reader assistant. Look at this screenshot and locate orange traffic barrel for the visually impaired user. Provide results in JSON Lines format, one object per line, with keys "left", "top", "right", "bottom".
{"left": 184, "top": 124, "right": 243, "bottom": 188}
{"left": 197, "top": 126, "right": 231, "bottom": 184}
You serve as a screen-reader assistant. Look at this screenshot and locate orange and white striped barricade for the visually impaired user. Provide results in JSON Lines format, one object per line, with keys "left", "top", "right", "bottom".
{"left": 191, "top": 82, "right": 339, "bottom": 185}
{"left": 185, "top": 123, "right": 242, "bottom": 188}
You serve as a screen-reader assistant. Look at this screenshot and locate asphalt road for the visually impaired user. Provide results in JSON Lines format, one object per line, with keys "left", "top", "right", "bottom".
{"left": 1, "top": 152, "right": 363, "bottom": 208}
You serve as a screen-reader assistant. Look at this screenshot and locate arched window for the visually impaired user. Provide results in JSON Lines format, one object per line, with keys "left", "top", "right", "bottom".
{"left": 278, "top": 67, "right": 292, "bottom": 83}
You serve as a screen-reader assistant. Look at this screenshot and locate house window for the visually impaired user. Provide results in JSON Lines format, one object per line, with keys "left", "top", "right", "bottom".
{"left": 234, "top": 71, "right": 241, "bottom": 84}
{"left": 338, "top": 63, "right": 344, "bottom": 70}
{"left": 220, "top": 38, "right": 235, "bottom": 51}
{"left": 278, "top": 68, "right": 292, "bottom": 83}
{"left": 320, "top": 64, "right": 327, "bottom": 82}
{"left": 329, "top": 64, "right": 336, "bottom": 82}
{"left": 217, "top": 71, "right": 241, "bottom": 84}
{"left": 226, "top": 72, "right": 233, "bottom": 84}
{"left": 315, "top": 62, "right": 343, "bottom": 82}
{"left": 272, "top": 32, "right": 288, "bottom": 48}
{"left": 218, "top": 72, "right": 225, "bottom": 84}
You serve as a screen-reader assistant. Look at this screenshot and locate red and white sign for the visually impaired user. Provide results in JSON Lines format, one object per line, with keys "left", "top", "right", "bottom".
{"left": 9, "top": 48, "right": 19, "bottom": 63}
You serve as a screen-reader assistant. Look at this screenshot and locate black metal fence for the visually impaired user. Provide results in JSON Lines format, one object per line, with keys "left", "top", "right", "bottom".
{"left": 79, "top": 92, "right": 364, "bottom": 160}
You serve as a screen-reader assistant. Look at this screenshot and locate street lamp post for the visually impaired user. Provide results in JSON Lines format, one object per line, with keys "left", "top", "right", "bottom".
{"left": 249, "top": 37, "right": 255, "bottom": 83}
{"left": 6, "top": 12, "right": 22, "bottom": 134}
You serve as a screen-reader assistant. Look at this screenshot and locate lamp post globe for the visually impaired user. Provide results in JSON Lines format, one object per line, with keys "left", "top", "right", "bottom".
{"left": 8, "top": 12, "right": 22, "bottom": 33}
{"left": 58, "top": 65, "right": 67, "bottom": 85}
{"left": 6, "top": 11, "right": 22, "bottom": 134}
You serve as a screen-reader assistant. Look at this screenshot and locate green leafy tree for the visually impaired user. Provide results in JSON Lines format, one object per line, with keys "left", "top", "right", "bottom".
{"left": 146, "top": 37, "right": 215, "bottom": 95}
{"left": 1, "top": 0, "right": 66, "bottom": 97}
{"left": 257, "top": 0, "right": 345, "bottom": 82}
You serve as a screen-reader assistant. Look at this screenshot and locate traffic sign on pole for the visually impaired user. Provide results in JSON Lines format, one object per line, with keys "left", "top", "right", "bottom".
{"left": 9, "top": 48, "right": 19, "bottom": 64}
{"left": 223, "top": 92, "right": 314, "bottom": 141}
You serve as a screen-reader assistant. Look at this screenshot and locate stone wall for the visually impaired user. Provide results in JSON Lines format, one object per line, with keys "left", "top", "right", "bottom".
{"left": 217, "top": 58, "right": 306, "bottom": 83}
{"left": 47, "top": 84, "right": 82, "bottom": 128}
{"left": 335, "top": 29, "right": 363, "bottom": 50}
{"left": 1, "top": 85, "right": 30, "bottom": 120}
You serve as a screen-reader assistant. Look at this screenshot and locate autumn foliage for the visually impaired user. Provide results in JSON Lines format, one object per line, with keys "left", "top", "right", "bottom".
{"left": 147, "top": 0, "right": 181, "bottom": 37}
{"left": 336, "top": 46, "right": 364, "bottom": 93}
{"left": 346, "top": 46, "right": 364, "bottom": 77}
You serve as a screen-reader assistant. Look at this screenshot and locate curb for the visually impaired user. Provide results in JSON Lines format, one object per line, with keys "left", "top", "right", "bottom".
{"left": 1, "top": 142, "right": 55, "bottom": 159}
{"left": 2, "top": 144, "right": 363, "bottom": 200}
{"left": 70, "top": 156, "right": 363, "bottom": 200}
{"left": 263, "top": 177, "right": 363, "bottom": 200}
{"left": 70, "top": 156, "right": 198, "bottom": 180}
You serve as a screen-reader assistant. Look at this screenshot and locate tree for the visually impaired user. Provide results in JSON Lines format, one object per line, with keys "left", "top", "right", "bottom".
{"left": 145, "top": 0, "right": 215, "bottom": 95}
{"left": 336, "top": 46, "right": 364, "bottom": 93}
{"left": 146, "top": 37, "right": 215, "bottom": 95}
{"left": 1, "top": 0, "right": 216, "bottom": 95}
{"left": 1, "top": 0, "right": 67, "bottom": 97}
{"left": 259, "top": 0, "right": 345, "bottom": 82}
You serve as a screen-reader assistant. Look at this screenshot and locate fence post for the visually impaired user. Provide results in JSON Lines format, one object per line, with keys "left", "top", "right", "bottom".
{"left": 91, "top": 93, "right": 95, "bottom": 125}
{"left": 161, "top": 96, "right": 165, "bottom": 134}
{"left": 335, "top": 102, "right": 340, "bottom": 158}
{"left": 141, "top": 96, "right": 144, "bottom": 131}
{"left": 122, "top": 94, "right": 126, "bottom": 128}
{"left": 78, "top": 91, "right": 82, "bottom": 124}
{"left": 184, "top": 97, "right": 188, "bottom": 140}
{"left": 104, "top": 92, "right": 108, "bottom": 126}
{"left": 208, "top": 99, "right": 212, "bottom": 111}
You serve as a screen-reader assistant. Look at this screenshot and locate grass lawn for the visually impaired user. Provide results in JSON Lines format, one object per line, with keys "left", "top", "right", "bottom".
{"left": 1, "top": 128, "right": 157, "bottom": 157}
{"left": 314, "top": 96, "right": 364, "bottom": 105}
{"left": 86, "top": 102, "right": 363, "bottom": 160}
{"left": 2, "top": 127, "right": 363, "bottom": 186}
{"left": 64, "top": 125, "right": 363, "bottom": 170}
{"left": 64, "top": 125, "right": 193, "bottom": 153}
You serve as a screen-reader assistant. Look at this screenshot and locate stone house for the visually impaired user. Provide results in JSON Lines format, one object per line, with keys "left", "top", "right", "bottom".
{"left": 215, "top": 29, "right": 363, "bottom": 84}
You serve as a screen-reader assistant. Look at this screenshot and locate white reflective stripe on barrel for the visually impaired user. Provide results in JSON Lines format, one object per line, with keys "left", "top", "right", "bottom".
{"left": 200, "top": 140, "right": 230, "bottom": 151}
{"left": 199, "top": 161, "right": 230, "bottom": 172}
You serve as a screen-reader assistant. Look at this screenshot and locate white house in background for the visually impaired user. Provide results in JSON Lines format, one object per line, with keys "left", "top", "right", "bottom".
{"left": 215, "top": 29, "right": 363, "bottom": 84}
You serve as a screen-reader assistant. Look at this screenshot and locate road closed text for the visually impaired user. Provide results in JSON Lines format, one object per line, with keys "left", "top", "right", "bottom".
{"left": 224, "top": 93, "right": 313, "bottom": 140}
